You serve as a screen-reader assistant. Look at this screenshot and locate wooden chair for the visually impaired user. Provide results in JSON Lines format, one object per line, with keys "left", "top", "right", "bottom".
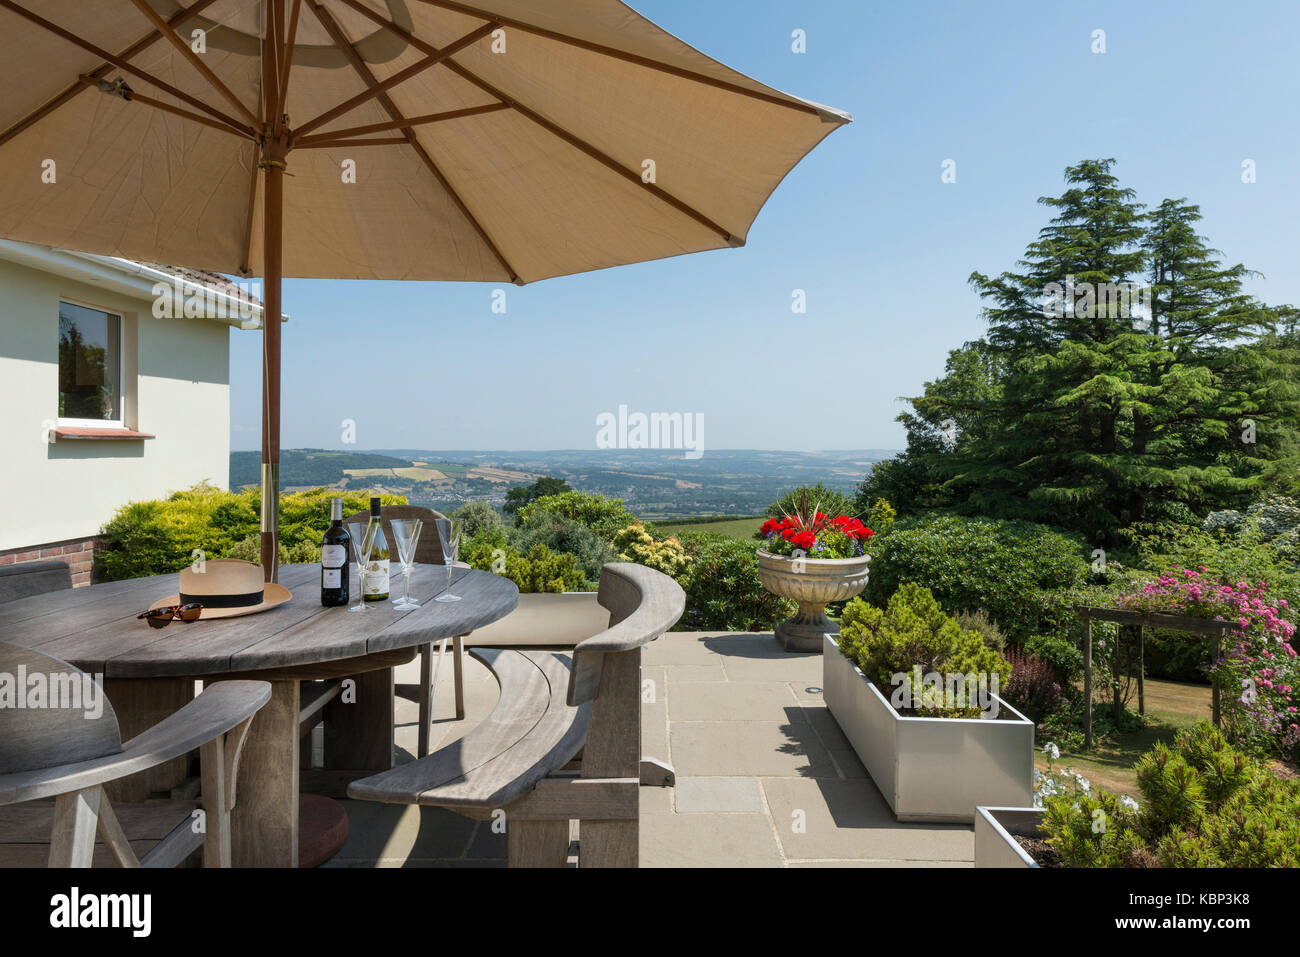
{"left": 0, "top": 642, "right": 270, "bottom": 867}
{"left": 338, "top": 505, "right": 462, "bottom": 758}
{"left": 347, "top": 563, "right": 685, "bottom": 867}
{"left": 0, "top": 560, "right": 71, "bottom": 604}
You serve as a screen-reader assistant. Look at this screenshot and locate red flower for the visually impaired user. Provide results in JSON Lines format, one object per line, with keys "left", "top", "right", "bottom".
{"left": 760, "top": 518, "right": 780, "bottom": 535}
{"left": 792, "top": 531, "right": 817, "bottom": 550}
{"left": 780, "top": 528, "right": 796, "bottom": 541}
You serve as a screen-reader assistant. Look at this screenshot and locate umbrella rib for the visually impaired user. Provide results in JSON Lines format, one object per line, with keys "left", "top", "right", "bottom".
{"left": 334, "top": 0, "right": 739, "bottom": 244}
{"left": 275, "top": 0, "right": 304, "bottom": 134}
{"left": 293, "top": 20, "right": 498, "bottom": 138}
{"left": 294, "top": 102, "right": 510, "bottom": 146}
{"left": 306, "top": 0, "right": 523, "bottom": 283}
{"left": 0, "top": 0, "right": 223, "bottom": 149}
{"left": 295, "top": 136, "right": 410, "bottom": 148}
{"left": 125, "top": 0, "right": 261, "bottom": 129}
{"left": 409, "top": 0, "right": 834, "bottom": 119}
{"left": 0, "top": 1, "right": 256, "bottom": 137}
{"left": 239, "top": 142, "right": 261, "bottom": 276}
{"left": 72, "top": 76, "right": 256, "bottom": 141}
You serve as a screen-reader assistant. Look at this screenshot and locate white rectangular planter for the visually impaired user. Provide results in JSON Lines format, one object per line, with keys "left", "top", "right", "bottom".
{"left": 974, "top": 807, "right": 1044, "bottom": 867}
{"left": 823, "top": 634, "right": 1035, "bottom": 823}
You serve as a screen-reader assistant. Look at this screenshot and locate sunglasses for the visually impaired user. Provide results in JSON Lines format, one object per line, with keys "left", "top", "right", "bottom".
{"left": 137, "top": 602, "right": 204, "bottom": 629}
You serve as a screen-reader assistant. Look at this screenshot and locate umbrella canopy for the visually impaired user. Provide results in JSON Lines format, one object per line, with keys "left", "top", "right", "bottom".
{"left": 0, "top": 0, "right": 850, "bottom": 576}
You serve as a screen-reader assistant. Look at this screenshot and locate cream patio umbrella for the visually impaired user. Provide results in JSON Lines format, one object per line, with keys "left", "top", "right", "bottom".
{"left": 0, "top": 0, "right": 850, "bottom": 579}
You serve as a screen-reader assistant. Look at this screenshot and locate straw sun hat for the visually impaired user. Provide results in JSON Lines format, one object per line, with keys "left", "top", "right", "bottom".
{"left": 149, "top": 559, "right": 292, "bottom": 620}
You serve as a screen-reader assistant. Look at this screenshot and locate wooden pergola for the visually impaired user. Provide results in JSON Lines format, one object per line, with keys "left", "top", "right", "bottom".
{"left": 1073, "top": 605, "right": 1235, "bottom": 750}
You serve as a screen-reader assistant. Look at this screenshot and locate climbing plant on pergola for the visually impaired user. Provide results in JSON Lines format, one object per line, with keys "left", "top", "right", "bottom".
{"left": 1073, "top": 605, "right": 1235, "bottom": 750}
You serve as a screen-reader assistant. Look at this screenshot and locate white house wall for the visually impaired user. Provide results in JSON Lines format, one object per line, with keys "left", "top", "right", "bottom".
{"left": 0, "top": 256, "right": 231, "bottom": 551}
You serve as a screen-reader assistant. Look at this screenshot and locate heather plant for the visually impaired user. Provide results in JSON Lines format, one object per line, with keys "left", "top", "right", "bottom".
{"left": 836, "top": 584, "right": 1011, "bottom": 717}
{"left": 1001, "top": 648, "right": 1063, "bottom": 722}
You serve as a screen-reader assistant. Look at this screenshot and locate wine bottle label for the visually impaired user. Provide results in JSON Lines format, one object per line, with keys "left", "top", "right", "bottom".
{"left": 322, "top": 567, "right": 342, "bottom": 588}
{"left": 322, "top": 545, "right": 346, "bottom": 568}
{"left": 363, "top": 559, "right": 390, "bottom": 596}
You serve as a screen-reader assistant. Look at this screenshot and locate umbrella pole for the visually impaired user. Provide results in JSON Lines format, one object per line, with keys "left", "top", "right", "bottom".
{"left": 259, "top": 138, "right": 286, "bottom": 583}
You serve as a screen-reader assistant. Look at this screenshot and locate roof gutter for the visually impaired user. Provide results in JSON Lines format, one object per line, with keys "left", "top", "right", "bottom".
{"left": 0, "top": 239, "right": 289, "bottom": 331}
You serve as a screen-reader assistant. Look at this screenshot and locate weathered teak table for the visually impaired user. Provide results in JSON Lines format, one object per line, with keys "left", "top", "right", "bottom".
{"left": 0, "top": 562, "right": 517, "bottom": 867}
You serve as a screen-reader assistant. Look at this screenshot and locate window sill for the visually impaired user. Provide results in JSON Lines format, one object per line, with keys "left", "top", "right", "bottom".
{"left": 52, "top": 427, "right": 155, "bottom": 441}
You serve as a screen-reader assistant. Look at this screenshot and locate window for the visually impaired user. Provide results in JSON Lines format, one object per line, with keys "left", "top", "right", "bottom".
{"left": 58, "top": 301, "right": 122, "bottom": 425}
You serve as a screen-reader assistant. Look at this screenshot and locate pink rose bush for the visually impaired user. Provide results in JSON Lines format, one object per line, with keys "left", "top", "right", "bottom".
{"left": 1116, "top": 567, "right": 1298, "bottom": 760}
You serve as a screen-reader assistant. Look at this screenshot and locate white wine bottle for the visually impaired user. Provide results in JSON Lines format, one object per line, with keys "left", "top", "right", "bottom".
{"left": 362, "top": 496, "right": 390, "bottom": 601}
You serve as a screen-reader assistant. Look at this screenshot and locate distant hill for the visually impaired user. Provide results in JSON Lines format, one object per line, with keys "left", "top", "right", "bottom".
{"left": 229, "top": 449, "right": 413, "bottom": 489}
{"left": 229, "top": 448, "right": 899, "bottom": 519}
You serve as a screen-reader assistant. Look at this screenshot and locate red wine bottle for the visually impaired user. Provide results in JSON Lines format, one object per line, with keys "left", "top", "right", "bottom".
{"left": 320, "top": 497, "right": 350, "bottom": 607}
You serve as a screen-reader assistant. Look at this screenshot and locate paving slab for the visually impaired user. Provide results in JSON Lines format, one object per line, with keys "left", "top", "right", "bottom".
{"left": 674, "top": 776, "right": 765, "bottom": 813}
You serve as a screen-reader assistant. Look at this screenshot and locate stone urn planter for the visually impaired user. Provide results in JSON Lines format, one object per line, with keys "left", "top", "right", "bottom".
{"left": 756, "top": 549, "right": 872, "bottom": 652}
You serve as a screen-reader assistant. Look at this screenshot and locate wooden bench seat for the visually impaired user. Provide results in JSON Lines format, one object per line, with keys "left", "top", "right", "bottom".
{"left": 347, "top": 563, "right": 685, "bottom": 867}
{"left": 348, "top": 649, "right": 590, "bottom": 812}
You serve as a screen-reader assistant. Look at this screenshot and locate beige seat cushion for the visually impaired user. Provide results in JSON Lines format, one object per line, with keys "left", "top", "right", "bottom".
{"left": 467, "top": 592, "right": 608, "bottom": 648}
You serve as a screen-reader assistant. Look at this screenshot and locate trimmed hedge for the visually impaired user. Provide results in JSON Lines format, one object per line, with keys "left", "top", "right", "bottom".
{"left": 863, "top": 513, "right": 1090, "bottom": 643}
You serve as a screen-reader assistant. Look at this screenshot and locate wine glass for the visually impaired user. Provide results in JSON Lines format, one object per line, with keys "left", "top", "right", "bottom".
{"left": 434, "top": 517, "right": 462, "bottom": 602}
{"left": 389, "top": 518, "right": 423, "bottom": 610}
{"left": 346, "top": 519, "right": 378, "bottom": 613}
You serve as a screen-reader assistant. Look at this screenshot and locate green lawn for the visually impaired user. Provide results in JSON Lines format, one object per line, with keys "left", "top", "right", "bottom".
{"left": 656, "top": 516, "right": 765, "bottom": 539}
{"left": 1036, "top": 677, "right": 1212, "bottom": 795}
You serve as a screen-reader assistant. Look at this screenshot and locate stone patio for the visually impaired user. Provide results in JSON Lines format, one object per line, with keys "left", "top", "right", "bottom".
{"left": 323, "top": 632, "right": 974, "bottom": 868}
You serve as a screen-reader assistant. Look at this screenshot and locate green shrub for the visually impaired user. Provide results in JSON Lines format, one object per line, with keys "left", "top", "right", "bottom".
{"left": 675, "top": 532, "right": 795, "bottom": 631}
{"left": 1039, "top": 723, "right": 1300, "bottom": 867}
{"left": 464, "top": 540, "right": 585, "bottom": 593}
{"left": 862, "top": 513, "right": 1090, "bottom": 643}
{"left": 450, "top": 501, "right": 504, "bottom": 540}
{"left": 225, "top": 534, "right": 319, "bottom": 566}
{"left": 508, "top": 513, "right": 615, "bottom": 585}
{"left": 952, "top": 609, "right": 1006, "bottom": 652}
{"left": 516, "top": 491, "right": 637, "bottom": 539}
{"left": 835, "top": 584, "right": 1011, "bottom": 716}
{"left": 1023, "top": 633, "right": 1086, "bottom": 686}
{"left": 97, "top": 484, "right": 405, "bottom": 580}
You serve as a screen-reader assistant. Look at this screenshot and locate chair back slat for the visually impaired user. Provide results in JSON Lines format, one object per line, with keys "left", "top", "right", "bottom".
{"left": 0, "top": 642, "right": 122, "bottom": 775}
{"left": 342, "top": 505, "right": 448, "bottom": 565}
{"left": 567, "top": 564, "right": 685, "bottom": 706}
{"left": 0, "top": 561, "right": 72, "bottom": 604}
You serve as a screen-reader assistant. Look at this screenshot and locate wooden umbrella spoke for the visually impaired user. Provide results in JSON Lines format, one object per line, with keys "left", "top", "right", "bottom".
{"left": 306, "top": 0, "right": 522, "bottom": 283}
{"left": 0, "top": 0, "right": 256, "bottom": 137}
{"left": 293, "top": 102, "right": 508, "bottom": 146}
{"left": 293, "top": 19, "right": 498, "bottom": 138}
{"left": 125, "top": 0, "right": 261, "bottom": 129}
{"left": 275, "top": 0, "right": 304, "bottom": 133}
{"left": 0, "top": 0, "right": 223, "bottom": 149}
{"left": 335, "top": 0, "right": 738, "bottom": 244}
{"left": 295, "top": 136, "right": 409, "bottom": 148}
{"left": 73, "top": 75, "right": 256, "bottom": 140}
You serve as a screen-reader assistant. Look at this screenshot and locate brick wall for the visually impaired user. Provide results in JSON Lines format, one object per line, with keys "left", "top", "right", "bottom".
{"left": 0, "top": 536, "right": 99, "bottom": 587}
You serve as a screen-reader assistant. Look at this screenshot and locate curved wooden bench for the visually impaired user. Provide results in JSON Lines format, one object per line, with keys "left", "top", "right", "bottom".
{"left": 348, "top": 648, "right": 589, "bottom": 811}
{"left": 348, "top": 563, "right": 685, "bottom": 867}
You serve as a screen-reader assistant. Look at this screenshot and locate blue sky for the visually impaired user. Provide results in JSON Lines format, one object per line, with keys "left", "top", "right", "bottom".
{"left": 229, "top": 0, "right": 1300, "bottom": 452}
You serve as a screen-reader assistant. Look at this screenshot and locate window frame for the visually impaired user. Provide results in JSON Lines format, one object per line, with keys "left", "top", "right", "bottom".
{"left": 56, "top": 297, "right": 127, "bottom": 429}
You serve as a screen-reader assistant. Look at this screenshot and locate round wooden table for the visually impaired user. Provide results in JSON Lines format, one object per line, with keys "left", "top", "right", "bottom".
{"left": 0, "top": 562, "right": 518, "bottom": 866}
